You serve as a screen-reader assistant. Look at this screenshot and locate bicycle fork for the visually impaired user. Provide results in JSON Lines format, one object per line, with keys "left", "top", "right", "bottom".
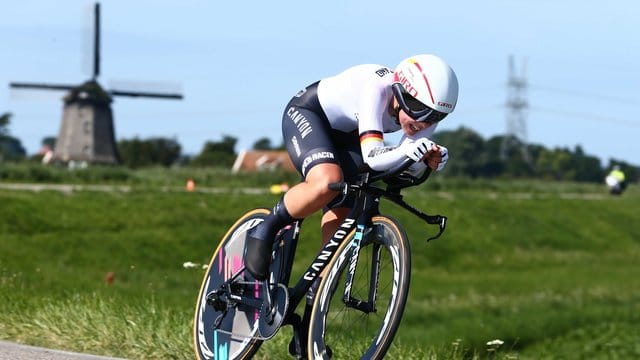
{"left": 342, "top": 224, "right": 380, "bottom": 314}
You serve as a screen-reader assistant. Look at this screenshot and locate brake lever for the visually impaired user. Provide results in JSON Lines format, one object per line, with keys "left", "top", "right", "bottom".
{"left": 425, "top": 215, "right": 447, "bottom": 242}
{"left": 382, "top": 192, "right": 447, "bottom": 241}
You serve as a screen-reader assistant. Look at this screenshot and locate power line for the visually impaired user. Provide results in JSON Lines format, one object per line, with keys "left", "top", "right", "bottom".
{"left": 529, "top": 85, "right": 638, "bottom": 105}
{"left": 530, "top": 106, "right": 640, "bottom": 128}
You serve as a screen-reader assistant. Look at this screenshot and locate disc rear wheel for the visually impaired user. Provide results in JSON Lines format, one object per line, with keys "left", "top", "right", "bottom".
{"left": 193, "top": 208, "right": 269, "bottom": 360}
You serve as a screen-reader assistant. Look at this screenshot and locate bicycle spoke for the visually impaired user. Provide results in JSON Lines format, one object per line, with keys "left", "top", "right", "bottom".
{"left": 309, "top": 217, "right": 411, "bottom": 359}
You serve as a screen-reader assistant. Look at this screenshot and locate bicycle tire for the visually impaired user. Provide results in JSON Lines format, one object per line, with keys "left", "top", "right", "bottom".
{"left": 308, "top": 215, "right": 411, "bottom": 359}
{"left": 193, "top": 208, "right": 269, "bottom": 360}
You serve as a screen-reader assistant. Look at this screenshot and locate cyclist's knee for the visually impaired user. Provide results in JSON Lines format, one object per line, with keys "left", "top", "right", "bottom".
{"left": 306, "top": 164, "right": 342, "bottom": 199}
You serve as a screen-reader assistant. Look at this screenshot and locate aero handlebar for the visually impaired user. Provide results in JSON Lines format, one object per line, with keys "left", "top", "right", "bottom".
{"left": 328, "top": 156, "right": 447, "bottom": 242}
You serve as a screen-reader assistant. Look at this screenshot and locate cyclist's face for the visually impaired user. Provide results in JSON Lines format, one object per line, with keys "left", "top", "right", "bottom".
{"left": 397, "top": 108, "right": 434, "bottom": 136}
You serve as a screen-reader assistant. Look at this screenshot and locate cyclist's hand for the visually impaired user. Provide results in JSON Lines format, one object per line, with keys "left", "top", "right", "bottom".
{"left": 403, "top": 138, "right": 435, "bottom": 162}
{"left": 425, "top": 145, "right": 448, "bottom": 171}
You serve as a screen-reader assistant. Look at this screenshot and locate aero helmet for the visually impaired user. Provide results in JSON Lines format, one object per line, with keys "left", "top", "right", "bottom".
{"left": 392, "top": 54, "right": 459, "bottom": 123}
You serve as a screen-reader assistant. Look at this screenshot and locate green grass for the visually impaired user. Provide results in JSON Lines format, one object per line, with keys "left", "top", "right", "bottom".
{"left": 0, "top": 179, "right": 639, "bottom": 359}
{"left": 0, "top": 163, "right": 300, "bottom": 187}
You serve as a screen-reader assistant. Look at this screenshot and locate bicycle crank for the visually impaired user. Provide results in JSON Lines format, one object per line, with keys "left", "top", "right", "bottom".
{"left": 258, "top": 283, "right": 289, "bottom": 339}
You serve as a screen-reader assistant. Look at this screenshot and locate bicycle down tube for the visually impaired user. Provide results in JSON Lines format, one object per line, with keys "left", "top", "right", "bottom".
{"left": 285, "top": 157, "right": 418, "bottom": 311}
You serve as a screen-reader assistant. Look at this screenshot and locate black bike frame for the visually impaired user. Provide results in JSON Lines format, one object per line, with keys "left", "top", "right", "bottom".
{"left": 214, "top": 157, "right": 446, "bottom": 327}
{"left": 282, "top": 185, "right": 381, "bottom": 314}
{"left": 277, "top": 158, "right": 447, "bottom": 319}
{"left": 205, "top": 157, "right": 447, "bottom": 358}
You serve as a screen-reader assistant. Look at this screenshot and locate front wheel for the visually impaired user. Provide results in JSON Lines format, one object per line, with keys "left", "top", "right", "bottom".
{"left": 308, "top": 215, "right": 411, "bottom": 359}
{"left": 193, "top": 208, "right": 269, "bottom": 360}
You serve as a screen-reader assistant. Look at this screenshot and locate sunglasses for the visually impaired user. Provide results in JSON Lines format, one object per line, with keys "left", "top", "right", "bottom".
{"left": 391, "top": 83, "right": 448, "bottom": 123}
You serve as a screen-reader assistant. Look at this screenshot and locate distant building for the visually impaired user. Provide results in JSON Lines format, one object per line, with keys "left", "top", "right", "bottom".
{"left": 232, "top": 150, "right": 296, "bottom": 173}
{"left": 52, "top": 81, "right": 120, "bottom": 164}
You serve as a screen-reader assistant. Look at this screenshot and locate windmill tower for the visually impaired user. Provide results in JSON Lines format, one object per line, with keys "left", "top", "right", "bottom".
{"left": 9, "top": 2, "right": 182, "bottom": 164}
{"left": 501, "top": 55, "right": 530, "bottom": 163}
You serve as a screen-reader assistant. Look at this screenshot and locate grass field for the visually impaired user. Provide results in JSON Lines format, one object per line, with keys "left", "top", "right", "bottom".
{"left": 1, "top": 175, "right": 639, "bottom": 359}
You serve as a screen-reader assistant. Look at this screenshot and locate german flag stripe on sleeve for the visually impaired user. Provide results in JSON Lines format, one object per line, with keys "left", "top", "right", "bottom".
{"left": 360, "top": 130, "right": 384, "bottom": 146}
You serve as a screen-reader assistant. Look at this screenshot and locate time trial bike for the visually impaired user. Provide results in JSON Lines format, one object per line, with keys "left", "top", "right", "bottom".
{"left": 193, "top": 157, "right": 447, "bottom": 359}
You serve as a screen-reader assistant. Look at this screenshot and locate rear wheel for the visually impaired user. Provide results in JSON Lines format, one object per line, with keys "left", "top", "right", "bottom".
{"left": 307, "top": 215, "right": 411, "bottom": 359}
{"left": 193, "top": 208, "right": 269, "bottom": 360}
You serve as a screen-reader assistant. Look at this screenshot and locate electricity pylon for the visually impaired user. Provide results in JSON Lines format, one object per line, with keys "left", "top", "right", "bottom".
{"left": 501, "top": 55, "right": 530, "bottom": 163}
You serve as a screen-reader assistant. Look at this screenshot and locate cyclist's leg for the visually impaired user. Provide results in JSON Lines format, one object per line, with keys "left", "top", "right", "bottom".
{"left": 297, "top": 138, "right": 363, "bottom": 350}
{"left": 245, "top": 165, "right": 342, "bottom": 280}
{"left": 304, "top": 138, "right": 362, "bottom": 304}
{"left": 285, "top": 163, "right": 343, "bottom": 217}
{"left": 249, "top": 162, "right": 343, "bottom": 278}
{"left": 305, "top": 136, "right": 363, "bottom": 295}
{"left": 296, "top": 148, "right": 361, "bottom": 356}
{"left": 244, "top": 197, "right": 297, "bottom": 280}
{"left": 245, "top": 82, "right": 342, "bottom": 281}
{"left": 318, "top": 135, "right": 362, "bottom": 248}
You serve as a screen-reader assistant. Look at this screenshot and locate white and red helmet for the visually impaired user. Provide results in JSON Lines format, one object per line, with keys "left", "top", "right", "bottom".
{"left": 392, "top": 54, "right": 459, "bottom": 123}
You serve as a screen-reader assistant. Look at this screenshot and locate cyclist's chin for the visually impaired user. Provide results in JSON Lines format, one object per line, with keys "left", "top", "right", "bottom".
{"left": 402, "top": 125, "right": 419, "bottom": 136}
{"left": 399, "top": 118, "right": 423, "bottom": 135}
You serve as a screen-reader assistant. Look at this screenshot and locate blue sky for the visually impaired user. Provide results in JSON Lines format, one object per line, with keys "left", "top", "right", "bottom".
{"left": 1, "top": 0, "right": 639, "bottom": 165}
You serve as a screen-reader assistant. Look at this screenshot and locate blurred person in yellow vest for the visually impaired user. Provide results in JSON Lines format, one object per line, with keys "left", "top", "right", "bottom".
{"left": 605, "top": 165, "right": 626, "bottom": 195}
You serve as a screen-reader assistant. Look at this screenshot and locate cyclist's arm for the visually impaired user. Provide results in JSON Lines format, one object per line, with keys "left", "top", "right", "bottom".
{"left": 401, "top": 125, "right": 452, "bottom": 171}
{"left": 356, "top": 75, "right": 409, "bottom": 171}
{"left": 359, "top": 131, "right": 405, "bottom": 171}
{"left": 360, "top": 125, "right": 442, "bottom": 172}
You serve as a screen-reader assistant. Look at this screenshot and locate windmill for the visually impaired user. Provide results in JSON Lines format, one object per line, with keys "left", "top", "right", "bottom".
{"left": 9, "top": 2, "right": 183, "bottom": 164}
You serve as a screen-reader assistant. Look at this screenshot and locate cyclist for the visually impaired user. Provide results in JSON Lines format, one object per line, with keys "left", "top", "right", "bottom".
{"left": 245, "top": 54, "right": 459, "bottom": 285}
{"left": 605, "top": 165, "right": 626, "bottom": 195}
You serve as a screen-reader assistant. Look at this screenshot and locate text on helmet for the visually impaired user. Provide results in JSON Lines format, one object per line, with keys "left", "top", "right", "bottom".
{"left": 438, "top": 101, "right": 453, "bottom": 109}
{"left": 394, "top": 70, "right": 419, "bottom": 98}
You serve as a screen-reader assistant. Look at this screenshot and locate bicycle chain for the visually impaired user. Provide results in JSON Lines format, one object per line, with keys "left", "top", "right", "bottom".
{"left": 212, "top": 283, "right": 289, "bottom": 341}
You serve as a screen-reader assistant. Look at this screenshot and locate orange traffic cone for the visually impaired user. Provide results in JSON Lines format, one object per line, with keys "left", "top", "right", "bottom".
{"left": 186, "top": 178, "right": 196, "bottom": 192}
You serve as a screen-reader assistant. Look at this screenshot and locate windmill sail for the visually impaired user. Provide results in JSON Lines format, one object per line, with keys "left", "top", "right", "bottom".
{"left": 94, "top": 2, "right": 100, "bottom": 79}
{"left": 9, "top": 82, "right": 76, "bottom": 91}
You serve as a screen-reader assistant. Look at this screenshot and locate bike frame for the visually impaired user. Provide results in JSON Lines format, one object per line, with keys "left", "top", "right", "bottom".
{"left": 276, "top": 162, "right": 447, "bottom": 324}
{"left": 207, "top": 158, "right": 447, "bottom": 346}
{"left": 280, "top": 181, "right": 381, "bottom": 316}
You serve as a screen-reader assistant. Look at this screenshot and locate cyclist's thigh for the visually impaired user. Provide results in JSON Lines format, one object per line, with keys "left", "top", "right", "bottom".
{"left": 325, "top": 131, "right": 362, "bottom": 210}
{"left": 330, "top": 129, "right": 362, "bottom": 182}
{"left": 282, "top": 87, "right": 339, "bottom": 178}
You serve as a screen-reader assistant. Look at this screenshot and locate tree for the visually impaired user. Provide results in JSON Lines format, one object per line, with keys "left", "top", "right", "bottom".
{"left": 430, "top": 127, "right": 614, "bottom": 181}
{"left": 253, "top": 137, "right": 286, "bottom": 150}
{"left": 253, "top": 137, "right": 273, "bottom": 150}
{"left": 0, "top": 113, "right": 10, "bottom": 136}
{"left": 482, "top": 136, "right": 507, "bottom": 178}
{"left": 117, "top": 137, "right": 182, "bottom": 168}
{"left": 535, "top": 147, "right": 575, "bottom": 180}
{"left": 42, "top": 136, "right": 56, "bottom": 151}
{"left": 0, "top": 112, "right": 26, "bottom": 161}
{"left": 191, "top": 135, "right": 238, "bottom": 167}
{"left": 500, "top": 135, "right": 535, "bottom": 178}
{"left": 433, "top": 126, "right": 486, "bottom": 177}
{"left": 571, "top": 145, "right": 604, "bottom": 182}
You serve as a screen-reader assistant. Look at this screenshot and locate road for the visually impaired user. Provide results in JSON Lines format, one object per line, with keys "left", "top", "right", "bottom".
{"left": 0, "top": 340, "right": 127, "bottom": 360}
{"left": 0, "top": 182, "right": 269, "bottom": 195}
{"left": 0, "top": 182, "right": 610, "bottom": 199}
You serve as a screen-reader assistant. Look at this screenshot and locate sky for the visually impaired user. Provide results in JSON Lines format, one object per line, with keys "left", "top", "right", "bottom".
{"left": 1, "top": 0, "right": 639, "bottom": 165}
